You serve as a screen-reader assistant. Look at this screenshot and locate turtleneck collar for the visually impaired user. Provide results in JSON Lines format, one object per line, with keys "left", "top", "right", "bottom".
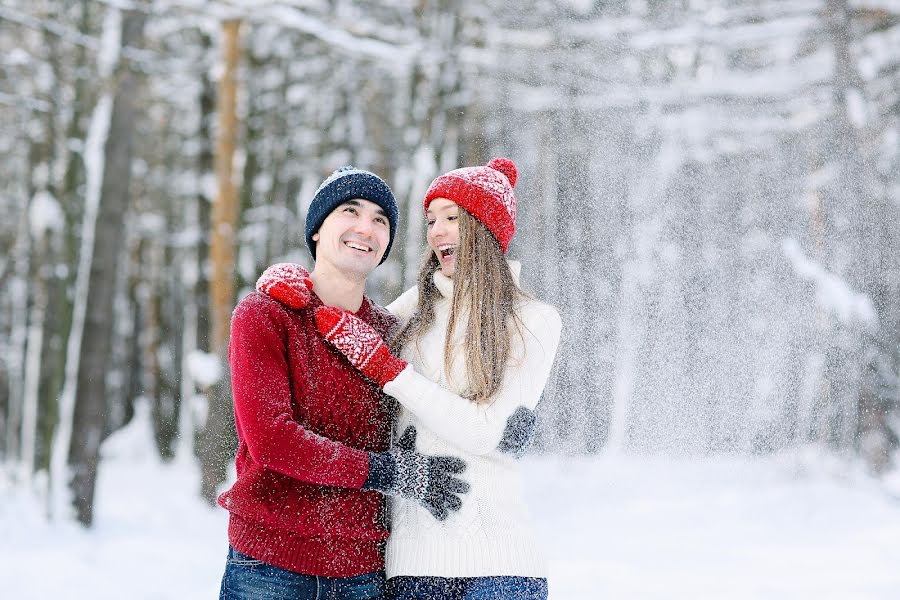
{"left": 431, "top": 260, "right": 522, "bottom": 299}
{"left": 432, "top": 269, "right": 454, "bottom": 298}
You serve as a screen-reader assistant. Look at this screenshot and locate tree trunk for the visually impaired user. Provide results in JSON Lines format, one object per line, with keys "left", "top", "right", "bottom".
{"left": 64, "top": 8, "right": 145, "bottom": 526}
{"left": 198, "top": 19, "right": 241, "bottom": 505}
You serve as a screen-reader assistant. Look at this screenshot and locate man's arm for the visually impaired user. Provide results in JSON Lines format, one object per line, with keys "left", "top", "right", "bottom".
{"left": 229, "top": 293, "right": 369, "bottom": 489}
{"left": 229, "top": 293, "right": 468, "bottom": 520}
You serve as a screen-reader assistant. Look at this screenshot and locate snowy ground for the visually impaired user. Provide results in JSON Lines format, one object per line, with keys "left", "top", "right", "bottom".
{"left": 4, "top": 415, "right": 900, "bottom": 599}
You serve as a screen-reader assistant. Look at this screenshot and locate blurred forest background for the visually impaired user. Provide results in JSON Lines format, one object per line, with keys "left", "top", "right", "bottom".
{"left": 2, "top": 0, "right": 899, "bottom": 526}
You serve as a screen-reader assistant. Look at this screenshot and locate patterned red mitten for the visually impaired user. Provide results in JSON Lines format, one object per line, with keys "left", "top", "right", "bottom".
{"left": 256, "top": 263, "right": 313, "bottom": 310}
{"left": 314, "top": 306, "right": 408, "bottom": 388}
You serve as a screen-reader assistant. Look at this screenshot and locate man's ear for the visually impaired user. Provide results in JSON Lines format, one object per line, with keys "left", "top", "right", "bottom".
{"left": 312, "top": 232, "right": 320, "bottom": 242}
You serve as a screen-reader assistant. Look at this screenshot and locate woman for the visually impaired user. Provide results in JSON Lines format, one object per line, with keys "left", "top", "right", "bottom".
{"left": 264, "top": 158, "right": 561, "bottom": 599}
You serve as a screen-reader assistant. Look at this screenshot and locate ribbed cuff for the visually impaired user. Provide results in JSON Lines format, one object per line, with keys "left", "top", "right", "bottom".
{"left": 363, "top": 451, "right": 396, "bottom": 491}
{"left": 228, "top": 514, "right": 386, "bottom": 577}
{"left": 385, "top": 531, "right": 547, "bottom": 578}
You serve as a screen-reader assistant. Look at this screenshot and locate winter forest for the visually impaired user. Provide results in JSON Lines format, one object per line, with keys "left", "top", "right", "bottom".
{"left": 3, "top": 0, "right": 900, "bottom": 598}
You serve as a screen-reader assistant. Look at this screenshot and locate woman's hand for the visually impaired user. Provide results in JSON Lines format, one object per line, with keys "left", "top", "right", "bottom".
{"left": 314, "top": 306, "right": 408, "bottom": 387}
{"left": 256, "top": 262, "right": 313, "bottom": 309}
{"left": 498, "top": 406, "right": 537, "bottom": 457}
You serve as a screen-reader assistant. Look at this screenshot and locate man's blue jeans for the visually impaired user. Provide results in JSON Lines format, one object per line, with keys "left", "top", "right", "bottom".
{"left": 386, "top": 575, "right": 548, "bottom": 600}
{"left": 219, "top": 547, "right": 386, "bottom": 600}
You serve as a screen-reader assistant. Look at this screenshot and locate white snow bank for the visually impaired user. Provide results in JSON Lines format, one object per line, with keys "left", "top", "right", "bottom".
{"left": 529, "top": 452, "right": 900, "bottom": 599}
{"left": 5, "top": 432, "right": 900, "bottom": 599}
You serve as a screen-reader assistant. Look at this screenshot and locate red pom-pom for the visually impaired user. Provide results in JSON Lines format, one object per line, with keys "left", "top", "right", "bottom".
{"left": 487, "top": 157, "right": 517, "bottom": 188}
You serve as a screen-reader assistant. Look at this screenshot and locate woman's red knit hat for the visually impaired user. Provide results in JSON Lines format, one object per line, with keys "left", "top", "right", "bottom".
{"left": 423, "top": 157, "right": 518, "bottom": 253}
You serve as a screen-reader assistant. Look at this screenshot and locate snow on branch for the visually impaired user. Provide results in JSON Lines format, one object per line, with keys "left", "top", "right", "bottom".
{"left": 144, "top": 0, "right": 428, "bottom": 56}
{"left": 782, "top": 238, "right": 877, "bottom": 328}
{"left": 856, "top": 22, "right": 900, "bottom": 81}
{"left": 0, "top": 5, "right": 157, "bottom": 65}
{"left": 250, "top": 6, "right": 421, "bottom": 64}
{"left": 0, "top": 91, "right": 52, "bottom": 113}
{"left": 851, "top": 0, "right": 900, "bottom": 15}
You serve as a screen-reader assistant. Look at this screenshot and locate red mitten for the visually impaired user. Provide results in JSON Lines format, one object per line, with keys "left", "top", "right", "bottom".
{"left": 314, "top": 306, "right": 408, "bottom": 388}
{"left": 256, "top": 263, "right": 313, "bottom": 310}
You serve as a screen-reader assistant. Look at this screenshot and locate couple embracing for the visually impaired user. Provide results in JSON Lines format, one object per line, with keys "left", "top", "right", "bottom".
{"left": 217, "top": 158, "right": 562, "bottom": 600}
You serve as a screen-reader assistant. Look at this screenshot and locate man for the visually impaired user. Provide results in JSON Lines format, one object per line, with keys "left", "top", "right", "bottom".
{"left": 218, "top": 167, "right": 468, "bottom": 599}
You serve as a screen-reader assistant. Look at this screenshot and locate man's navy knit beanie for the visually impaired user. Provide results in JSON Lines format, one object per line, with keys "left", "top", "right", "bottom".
{"left": 305, "top": 166, "right": 399, "bottom": 264}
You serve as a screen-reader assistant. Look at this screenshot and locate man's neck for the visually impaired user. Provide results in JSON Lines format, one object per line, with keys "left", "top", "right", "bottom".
{"left": 310, "top": 265, "right": 367, "bottom": 313}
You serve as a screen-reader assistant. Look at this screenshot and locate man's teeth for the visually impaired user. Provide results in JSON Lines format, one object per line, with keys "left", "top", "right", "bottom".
{"left": 346, "top": 241, "right": 371, "bottom": 252}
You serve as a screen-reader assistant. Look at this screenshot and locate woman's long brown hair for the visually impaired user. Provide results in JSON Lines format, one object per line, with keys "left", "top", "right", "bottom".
{"left": 391, "top": 209, "right": 525, "bottom": 403}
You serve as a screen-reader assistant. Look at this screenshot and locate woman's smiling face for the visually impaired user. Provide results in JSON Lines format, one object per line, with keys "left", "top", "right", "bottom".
{"left": 426, "top": 197, "right": 460, "bottom": 277}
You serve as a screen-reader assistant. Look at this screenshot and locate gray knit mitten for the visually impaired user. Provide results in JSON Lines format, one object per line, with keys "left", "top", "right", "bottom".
{"left": 364, "top": 426, "right": 469, "bottom": 521}
{"left": 498, "top": 406, "right": 537, "bottom": 458}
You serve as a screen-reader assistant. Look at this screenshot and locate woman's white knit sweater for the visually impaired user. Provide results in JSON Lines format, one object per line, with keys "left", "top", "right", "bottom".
{"left": 383, "top": 263, "right": 562, "bottom": 579}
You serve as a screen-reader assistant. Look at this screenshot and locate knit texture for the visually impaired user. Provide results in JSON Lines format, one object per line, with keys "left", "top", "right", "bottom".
{"left": 218, "top": 290, "right": 397, "bottom": 577}
{"left": 382, "top": 263, "right": 562, "bottom": 578}
{"left": 363, "top": 429, "right": 468, "bottom": 522}
{"left": 256, "top": 262, "right": 313, "bottom": 310}
{"left": 314, "top": 306, "right": 408, "bottom": 387}
{"left": 423, "top": 157, "right": 518, "bottom": 253}
{"left": 306, "top": 166, "right": 399, "bottom": 263}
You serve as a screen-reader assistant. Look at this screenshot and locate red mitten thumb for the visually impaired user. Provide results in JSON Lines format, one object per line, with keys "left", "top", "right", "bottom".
{"left": 256, "top": 263, "right": 313, "bottom": 310}
{"left": 314, "top": 305, "right": 345, "bottom": 339}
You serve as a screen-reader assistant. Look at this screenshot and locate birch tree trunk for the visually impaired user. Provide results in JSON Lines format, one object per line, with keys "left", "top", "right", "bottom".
{"left": 6, "top": 202, "right": 30, "bottom": 462}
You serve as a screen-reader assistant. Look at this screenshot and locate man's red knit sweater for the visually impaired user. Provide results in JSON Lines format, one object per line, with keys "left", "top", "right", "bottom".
{"left": 218, "top": 290, "right": 397, "bottom": 577}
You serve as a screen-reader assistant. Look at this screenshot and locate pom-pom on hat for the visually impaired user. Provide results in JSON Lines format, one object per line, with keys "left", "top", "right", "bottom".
{"left": 423, "top": 157, "right": 518, "bottom": 253}
{"left": 306, "top": 166, "right": 399, "bottom": 264}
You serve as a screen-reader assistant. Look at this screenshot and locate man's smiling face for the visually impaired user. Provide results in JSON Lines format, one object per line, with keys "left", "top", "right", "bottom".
{"left": 312, "top": 198, "right": 391, "bottom": 278}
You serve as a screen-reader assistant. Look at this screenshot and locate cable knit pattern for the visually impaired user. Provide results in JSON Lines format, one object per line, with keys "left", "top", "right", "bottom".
{"left": 383, "top": 262, "right": 562, "bottom": 578}
{"left": 219, "top": 291, "right": 397, "bottom": 577}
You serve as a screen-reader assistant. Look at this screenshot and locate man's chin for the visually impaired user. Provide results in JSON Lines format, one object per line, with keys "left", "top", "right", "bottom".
{"left": 338, "top": 256, "right": 382, "bottom": 278}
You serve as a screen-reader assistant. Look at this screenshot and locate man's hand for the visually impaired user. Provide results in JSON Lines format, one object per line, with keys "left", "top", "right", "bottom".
{"left": 498, "top": 406, "right": 537, "bottom": 458}
{"left": 256, "top": 263, "right": 313, "bottom": 310}
{"left": 314, "top": 306, "right": 408, "bottom": 387}
{"left": 365, "top": 426, "right": 469, "bottom": 521}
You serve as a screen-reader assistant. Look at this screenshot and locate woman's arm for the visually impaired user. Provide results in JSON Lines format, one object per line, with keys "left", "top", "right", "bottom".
{"left": 383, "top": 303, "right": 561, "bottom": 455}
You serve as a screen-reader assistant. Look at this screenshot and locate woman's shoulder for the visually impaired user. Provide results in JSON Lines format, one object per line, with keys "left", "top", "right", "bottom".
{"left": 386, "top": 284, "right": 419, "bottom": 322}
{"left": 516, "top": 296, "right": 562, "bottom": 338}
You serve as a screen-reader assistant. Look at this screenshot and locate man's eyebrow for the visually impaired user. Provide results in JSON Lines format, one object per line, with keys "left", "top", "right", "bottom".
{"left": 343, "top": 198, "right": 387, "bottom": 218}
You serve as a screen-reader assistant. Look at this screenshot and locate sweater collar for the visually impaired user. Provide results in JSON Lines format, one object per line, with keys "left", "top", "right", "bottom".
{"left": 309, "top": 288, "right": 372, "bottom": 318}
{"left": 431, "top": 260, "right": 522, "bottom": 299}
